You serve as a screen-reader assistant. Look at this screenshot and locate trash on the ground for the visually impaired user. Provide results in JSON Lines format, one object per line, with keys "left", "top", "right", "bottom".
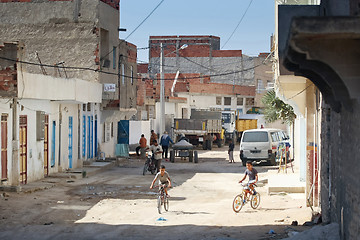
{"left": 57, "top": 201, "right": 64, "bottom": 204}
{"left": 268, "top": 229, "right": 276, "bottom": 234}
{"left": 303, "top": 221, "right": 315, "bottom": 226}
{"left": 156, "top": 217, "right": 167, "bottom": 221}
{"left": 275, "top": 219, "right": 285, "bottom": 222}
{"left": 282, "top": 223, "right": 339, "bottom": 240}
{"left": 287, "top": 231, "right": 299, "bottom": 237}
{"left": 312, "top": 213, "right": 322, "bottom": 224}
{"left": 291, "top": 220, "right": 298, "bottom": 226}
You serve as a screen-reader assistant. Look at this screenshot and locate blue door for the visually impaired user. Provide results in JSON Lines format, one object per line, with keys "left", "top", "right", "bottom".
{"left": 68, "top": 116, "right": 73, "bottom": 169}
{"left": 94, "top": 116, "right": 98, "bottom": 157}
{"left": 51, "top": 121, "right": 56, "bottom": 167}
{"left": 90, "top": 116, "right": 94, "bottom": 159}
{"left": 118, "top": 120, "right": 129, "bottom": 144}
{"left": 87, "top": 116, "right": 91, "bottom": 159}
{"left": 82, "top": 115, "right": 86, "bottom": 158}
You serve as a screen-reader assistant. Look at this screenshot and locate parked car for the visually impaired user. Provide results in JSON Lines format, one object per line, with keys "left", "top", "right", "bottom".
{"left": 239, "top": 128, "right": 287, "bottom": 166}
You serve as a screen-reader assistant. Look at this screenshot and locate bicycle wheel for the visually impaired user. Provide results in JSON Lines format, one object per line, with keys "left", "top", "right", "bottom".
{"left": 164, "top": 195, "right": 169, "bottom": 211}
{"left": 232, "top": 194, "right": 244, "bottom": 213}
{"left": 143, "top": 162, "right": 148, "bottom": 175}
{"left": 157, "top": 195, "right": 162, "bottom": 214}
{"left": 250, "top": 192, "right": 261, "bottom": 209}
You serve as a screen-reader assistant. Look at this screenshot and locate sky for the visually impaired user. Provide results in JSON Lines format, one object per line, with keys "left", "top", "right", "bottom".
{"left": 120, "top": 0, "right": 275, "bottom": 63}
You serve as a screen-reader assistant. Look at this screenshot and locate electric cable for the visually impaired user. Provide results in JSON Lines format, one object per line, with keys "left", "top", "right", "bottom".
{"left": 221, "top": 0, "right": 254, "bottom": 49}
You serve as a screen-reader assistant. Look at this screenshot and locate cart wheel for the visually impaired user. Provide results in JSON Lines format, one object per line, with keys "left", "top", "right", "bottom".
{"left": 170, "top": 150, "right": 175, "bottom": 163}
{"left": 194, "top": 151, "right": 198, "bottom": 163}
{"left": 189, "top": 150, "right": 194, "bottom": 162}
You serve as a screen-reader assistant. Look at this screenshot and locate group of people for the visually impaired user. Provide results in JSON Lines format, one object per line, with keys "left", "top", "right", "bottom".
{"left": 139, "top": 131, "right": 258, "bottom": 201}
{"left": 137, "top": 130, "right": 174, "bottom": 172}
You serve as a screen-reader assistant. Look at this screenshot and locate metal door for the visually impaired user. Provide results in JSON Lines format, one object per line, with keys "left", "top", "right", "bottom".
{"left": 68, "top": 116, "right": 73, "bottom": 169}
{"left": 90, "top": 116, "right": 93, "bottom": 158}
{"left": 1, "top": 114, "right": 8, "bottom": 180}
{"left": 44, "top": 115, "right": 49, "bottom": 176}
{"left": 117, "top": 120, "right": 129, "bottom": 144}
{"left": 87, "top": 116, "right": 90, "bottom": 159}
{"left": 19, "top": 115, "right": 27, "bottom": 184}
{"left": 94, "top": 115, "right": 98, "bottom": 157}
{"left": 51, "top": 121, "right": 56, "bottom": 167}
{"left": 82, "top": 115, "right": 86, "bottom": 158}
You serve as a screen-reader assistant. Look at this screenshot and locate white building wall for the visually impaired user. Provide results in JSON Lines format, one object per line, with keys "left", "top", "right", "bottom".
{"left": 129, "top": 120, "right": 151, "bottom": 145}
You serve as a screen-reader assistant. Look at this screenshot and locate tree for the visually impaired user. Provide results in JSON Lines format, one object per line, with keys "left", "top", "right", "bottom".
{"left": 261, "top": 90, "right": 296, "bottom": 125}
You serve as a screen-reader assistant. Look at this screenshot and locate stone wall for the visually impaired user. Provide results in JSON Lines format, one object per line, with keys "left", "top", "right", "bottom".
{"left": 0, "top": 0, "right": 100, "bottom": 81}
{"left": 320, "top": 100, "right": 360, "bottom": 239}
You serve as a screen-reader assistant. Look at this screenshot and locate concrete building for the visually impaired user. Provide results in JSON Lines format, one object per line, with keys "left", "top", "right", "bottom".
{"left": 0, "top": 0, "right": 136, "bottom": 186}
{"left": 137, "top": 35, "right": 278, "bottom": 135}
{"left": 276, "top": 0, "right": 360, "bottom": 238}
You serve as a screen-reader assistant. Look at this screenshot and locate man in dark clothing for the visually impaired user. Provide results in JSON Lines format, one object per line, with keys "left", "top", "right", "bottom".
{"left": 160, "top": 131, "right": 174, "bottom": 159}
{"left": 228, "top": 139, "right": 235, "bottom": 163}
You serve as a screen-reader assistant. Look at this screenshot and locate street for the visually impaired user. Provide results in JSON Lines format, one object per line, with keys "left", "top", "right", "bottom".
{"left": 0, "top": 147, "right": 311, "bottom": 240}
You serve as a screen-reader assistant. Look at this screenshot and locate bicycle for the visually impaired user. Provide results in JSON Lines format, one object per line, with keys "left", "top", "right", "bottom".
{"left": 142, "top": 153, "right": 156, "bottom": 175}
{"left": 154, "top": 184, "right": 169, "bottom": 214}
{"left": 232, "top": 180, "right": 260, "bottom": 213}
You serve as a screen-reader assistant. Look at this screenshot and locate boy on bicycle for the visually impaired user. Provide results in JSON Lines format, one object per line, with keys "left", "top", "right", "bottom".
{"left": 239, "top": 161, "right": 258, "bottom": 199}
{"left": 150, "top": 165, "right": 172, "bottom": 197}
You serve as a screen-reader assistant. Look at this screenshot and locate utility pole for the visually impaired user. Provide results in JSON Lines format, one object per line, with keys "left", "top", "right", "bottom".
{"left": 160, "top": 43, "right": 165, "bottom": 135}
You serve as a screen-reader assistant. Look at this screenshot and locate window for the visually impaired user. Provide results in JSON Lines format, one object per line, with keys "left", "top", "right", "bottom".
{"left": 271, "top": 132, "right": 280, "bottom": 142}
{"left": 257, "top": 79, "right": 264, "bottom": 93}
{"left": 237, "top": 97, "right": 243, "bottom": 105}
{"left": 242, "top": 132, "right": 268, "bottom": 142}
{"left": 87, "top": 103, "right": 91, "bottom": 112}
{"left": 112, "top": 47, "right": 116, "bottom": 69}
{"left": 121, "top": 64, "right": 125, "bottom": 85}
{"left": 224, "top": 97, "right": 231, "bottom": 106}
{"left": 100, "top": 28, "right": 109, "bottom": 67}
{"left": 111, "top": 122, "right": 114, "bottom": 138}
{"left": 245, "top": 98, "right": 255, "bottom": 106}
{"left": 131, "top": 66, "right": 134, "bottom": 85}
{"left": 216, "top": 97, "right": 222, "bottom": 105}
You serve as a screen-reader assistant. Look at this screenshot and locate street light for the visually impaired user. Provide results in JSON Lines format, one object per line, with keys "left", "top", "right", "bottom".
{"left": 159, "top": 43, "right": 188, "bottom": 136}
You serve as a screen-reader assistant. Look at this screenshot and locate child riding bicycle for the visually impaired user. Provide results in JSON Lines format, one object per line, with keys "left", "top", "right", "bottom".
{"left": 150, "top": 165, "right": 172, "bottom": 197}
{"left": 239, "top": 161, "right": 258, "bottom": 200}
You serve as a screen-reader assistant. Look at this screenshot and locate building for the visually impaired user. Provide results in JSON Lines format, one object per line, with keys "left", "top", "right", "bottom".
{"left": 137, "top": 35, "right": 276, "bottom": 134}
{"left": 0, "top": 0, "right": 136, "bottom": 186}
{"left": 276, "top": 0, "right": 360, "bottom": 238}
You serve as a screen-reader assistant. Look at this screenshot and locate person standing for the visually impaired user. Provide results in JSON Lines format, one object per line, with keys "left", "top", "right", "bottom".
{"left": 228, "top": 139, "right": 235, "bottom": 163}
{"left": 139, "top": 134, "right": 147, "bottom": 158}
{"left": 150, "top": 130, "right": 158, "bottom": 146}
{"left": 149, "top": 140, "right": 163, "bottom": 173}
{"left": 160, "top": 131, "right": 174, "bottom": 159}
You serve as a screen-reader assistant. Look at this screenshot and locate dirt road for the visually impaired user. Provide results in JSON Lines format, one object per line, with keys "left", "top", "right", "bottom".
{"left": 0, "top": 148, "right": 311, "bottom": 240}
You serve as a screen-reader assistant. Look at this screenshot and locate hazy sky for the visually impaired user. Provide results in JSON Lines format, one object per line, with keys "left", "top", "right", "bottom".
{"left": 120, "top": 0, "right": 275, "bottom": 62}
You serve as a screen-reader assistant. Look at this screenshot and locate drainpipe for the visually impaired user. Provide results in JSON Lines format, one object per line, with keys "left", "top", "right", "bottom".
{"left": 171, "top": 70, "right": 180, "bottom": 97}
{"left": 11, "top": 97, "right": 19, "bottom": 186}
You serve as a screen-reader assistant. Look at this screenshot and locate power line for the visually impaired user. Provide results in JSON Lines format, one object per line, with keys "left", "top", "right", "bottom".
{"left": 221, "top": 0, "right": 254, "bottom": 49}
{"left": 288, "top": 84, "right": 312, "bottom": 100}
{"left": 0, "top": 55, "right": 267, "bottom": 81}
{"left": 100, "top": 0, "right": 165, "bottom": 63}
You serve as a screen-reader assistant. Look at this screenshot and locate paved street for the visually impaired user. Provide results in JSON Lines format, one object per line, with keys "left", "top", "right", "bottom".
{"left": 0, "top": 148, "right": 311, "bottom": 240}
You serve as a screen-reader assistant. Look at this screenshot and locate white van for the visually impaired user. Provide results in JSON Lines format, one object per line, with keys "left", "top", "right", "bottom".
{"left": 239, "top": 128, "right": 288, "bottom": 166}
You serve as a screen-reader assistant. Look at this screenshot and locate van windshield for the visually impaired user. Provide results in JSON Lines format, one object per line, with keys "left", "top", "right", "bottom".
{"left": 242, "top": 132, "right": 268, "bottom": 142}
